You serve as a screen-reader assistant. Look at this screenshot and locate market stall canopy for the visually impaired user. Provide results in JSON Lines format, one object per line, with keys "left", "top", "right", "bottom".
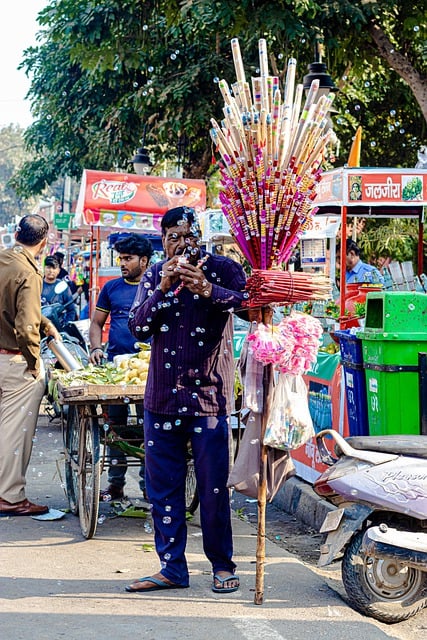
{"left": 318, "top": 167, "right": 427, "bottom": 316}
{"left": 316, "top": 167, "right": 427, "bottom": 217}
{"left": 75, "top": 169, "right": 206, "bottom": 233}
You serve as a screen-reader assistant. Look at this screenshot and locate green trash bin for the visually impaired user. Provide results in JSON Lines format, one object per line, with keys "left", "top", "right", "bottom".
{"left": 360, "top": 291, "right": 427, "bottom": 435}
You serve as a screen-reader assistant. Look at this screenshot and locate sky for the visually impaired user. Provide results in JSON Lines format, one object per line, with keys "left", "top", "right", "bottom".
{"left": 0, "top": 1, "right": 49, "bottom": 129}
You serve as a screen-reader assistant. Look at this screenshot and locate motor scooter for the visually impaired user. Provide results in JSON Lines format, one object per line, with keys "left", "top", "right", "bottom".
{"left": 41, "top": 281, "right": 88, "bottom": 352}
{"left": 41, "top": 281, "right": 90, "bottom": 418}
{"left": 314, "top": 429, "right": 427, "bottom": 623}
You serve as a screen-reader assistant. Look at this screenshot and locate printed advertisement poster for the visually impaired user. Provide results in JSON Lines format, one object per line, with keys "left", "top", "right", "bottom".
{"left": 316, "top": 168, "right": 427, "bottom": 208}
{"left": 291, "top": 352, "right": 349, "bottom": 484}
{"left": 75, "top": 170, "right": 206, "bottom": 230}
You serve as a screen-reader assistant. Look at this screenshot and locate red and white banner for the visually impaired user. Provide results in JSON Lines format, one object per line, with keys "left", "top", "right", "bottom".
{"left": 75, "top": 170, "right": 206, "bottom": 232}
{"left": 317, "top": 167, "right": 427, "bottom": 208}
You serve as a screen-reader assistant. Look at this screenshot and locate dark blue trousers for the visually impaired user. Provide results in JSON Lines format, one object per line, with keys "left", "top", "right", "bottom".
{"left": 107, "top": 403, "right": 145, "bottom": 491}
{"left": 144, "top": 410, "right": 236, "bottom": 586}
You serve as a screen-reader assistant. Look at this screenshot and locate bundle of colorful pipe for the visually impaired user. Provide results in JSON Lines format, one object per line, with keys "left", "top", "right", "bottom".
{"left": 210, "top": 38, "right": 335, "bottom": 269}
{"left": 244, "top": 269, "right": 331, "bottom": 306}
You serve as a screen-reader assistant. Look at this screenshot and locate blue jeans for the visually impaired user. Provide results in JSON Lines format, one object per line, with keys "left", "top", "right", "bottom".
{"left": 107, "top": 403, "right": 145, "bottom": 492}
{"left": 144, "top": 409, "right": 236, "bottom": 586}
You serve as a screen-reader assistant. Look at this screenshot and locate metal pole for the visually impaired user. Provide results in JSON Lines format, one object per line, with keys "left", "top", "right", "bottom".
{"left": 418, "top": 209, "right": 424, "bottom": 276}
{"left": 339, "top": 206, "right": 347, "bottom": 323}
{"left": 418, "top": 352, "right": 427, "bottom": 435}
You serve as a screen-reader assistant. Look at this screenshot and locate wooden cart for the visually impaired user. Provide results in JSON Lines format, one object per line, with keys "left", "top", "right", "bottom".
{"left": 56, "top": 380, "right": 198, "bottom": 539}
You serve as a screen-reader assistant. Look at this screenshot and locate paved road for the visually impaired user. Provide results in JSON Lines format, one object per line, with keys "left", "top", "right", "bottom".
{"left": 0, "top": 407, "right": 426, "bottom": 640}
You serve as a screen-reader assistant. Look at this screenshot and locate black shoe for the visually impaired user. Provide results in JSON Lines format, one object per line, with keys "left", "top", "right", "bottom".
{"left": 99, "top": 485, "right": 125, "bottom": 502}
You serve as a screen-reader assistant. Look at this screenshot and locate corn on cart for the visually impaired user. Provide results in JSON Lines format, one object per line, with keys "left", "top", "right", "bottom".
{"left": 55, "top": 378, "right": 198, "bottom": 539}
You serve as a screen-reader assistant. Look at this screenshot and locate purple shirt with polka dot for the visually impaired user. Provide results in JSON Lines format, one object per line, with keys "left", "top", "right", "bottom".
{"left": 129, "top": 252, "right": 247, "bottom": 416}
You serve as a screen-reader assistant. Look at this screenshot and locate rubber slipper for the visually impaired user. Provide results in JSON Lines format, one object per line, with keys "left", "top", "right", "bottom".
{"left": 125, "top": 576, "right": 188, "bottom": 593}
{"left": 212, "top": 574, "right": 240, "bottom": 593}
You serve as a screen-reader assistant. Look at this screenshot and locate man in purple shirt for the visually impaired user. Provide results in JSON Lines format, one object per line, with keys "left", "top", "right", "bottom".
{"left": 127, "top": 206, "right": 247, "bottom": 595}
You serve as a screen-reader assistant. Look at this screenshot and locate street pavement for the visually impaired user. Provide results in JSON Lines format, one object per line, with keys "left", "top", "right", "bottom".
{"left": 0, "top": 406, "right": 425, "bottom": 640}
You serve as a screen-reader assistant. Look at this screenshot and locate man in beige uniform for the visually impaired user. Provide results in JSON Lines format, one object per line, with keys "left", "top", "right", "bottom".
{"left": 0, "top": 214, "right": 60, "bottom": 516}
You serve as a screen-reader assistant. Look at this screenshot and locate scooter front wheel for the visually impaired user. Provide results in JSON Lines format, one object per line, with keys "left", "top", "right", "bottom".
{"left": 342, "top": 529, "right": 427, "bottom": 623}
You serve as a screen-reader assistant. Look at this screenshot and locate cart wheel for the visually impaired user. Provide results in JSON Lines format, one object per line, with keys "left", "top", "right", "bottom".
{"left": 185, "top": 458, "right": 199, "bottom": 515}
{"left": 64, "top": 404, "right": 80, "bottom": 515}
{"left": 77, "top": 405, "right": 101, "bottom": 539}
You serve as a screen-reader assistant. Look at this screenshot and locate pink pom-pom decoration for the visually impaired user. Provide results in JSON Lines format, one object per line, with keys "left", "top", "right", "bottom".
{"left": 247, "top": 312, "right": 322, "bottom": 375}
{"left": 247, "top": 323, "right": 289, "bottom": 365}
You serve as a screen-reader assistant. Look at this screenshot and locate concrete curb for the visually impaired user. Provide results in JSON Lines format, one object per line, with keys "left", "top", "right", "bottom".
{"left": 272, "top": 475, "right": 336, "bottom": 532}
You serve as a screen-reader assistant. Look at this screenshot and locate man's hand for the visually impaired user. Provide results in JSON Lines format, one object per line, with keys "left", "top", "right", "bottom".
{"left": 90, "top": 348, "right": 106, "bottom": 365}
{"left": 176, "top": 262, "right": 212, "bottom": 297}
{"left": 159, "top": 256, "right": 181, "bottom": 293}
{"left": 44, "top": 323, "right": 62, "bottom": 342}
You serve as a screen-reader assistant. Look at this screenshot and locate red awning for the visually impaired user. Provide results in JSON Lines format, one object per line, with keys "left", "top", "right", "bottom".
{"left": 316, "top": 167, "right": 427, "bottom": 216}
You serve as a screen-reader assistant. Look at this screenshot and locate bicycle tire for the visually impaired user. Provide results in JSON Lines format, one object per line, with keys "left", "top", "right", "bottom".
{"left": 78, "top": 405, "right": 101, "bottom": 539}
{"left": 185, "top": 458, "right": 199, "bottom": 514}
{"left": 64, "top": 405, "right": 79, "bottom": 515}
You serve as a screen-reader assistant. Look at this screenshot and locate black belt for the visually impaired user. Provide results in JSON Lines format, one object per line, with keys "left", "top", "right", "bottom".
{"left": 363, "top": 363, "right": 418, "bottom": 373}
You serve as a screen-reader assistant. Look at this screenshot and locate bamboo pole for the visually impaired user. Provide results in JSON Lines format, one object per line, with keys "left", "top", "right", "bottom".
{"left": 254, "top": 306, "right": 274, "bottom": 605}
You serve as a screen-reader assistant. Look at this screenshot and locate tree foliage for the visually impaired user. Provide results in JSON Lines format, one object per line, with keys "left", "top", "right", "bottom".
{"left": 11, "top": 0, "right": 426, "bottom": 200}
{"left": 0, "top": 125, "right": 35, "bottom": 225}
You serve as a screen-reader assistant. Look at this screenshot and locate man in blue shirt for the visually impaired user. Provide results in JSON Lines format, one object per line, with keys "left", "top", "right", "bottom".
{"left": 345, "top": 239, "right": 384, "bottom": 284}
{"left": 89, "top": 233, "right": 153, "bottom": 501}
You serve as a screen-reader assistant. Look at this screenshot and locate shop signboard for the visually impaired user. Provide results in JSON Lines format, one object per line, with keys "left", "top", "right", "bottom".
{"left": 301, "top": 216, "right": 341, "bottom": 238}
{"left": 54, "top": 212, "right": 73, "bottom": 230}
{"left": 317, "top": 167, "right": 427, "bottom": 210}
{"left": 75, "top": 170, "right": 206, "bottom": 232}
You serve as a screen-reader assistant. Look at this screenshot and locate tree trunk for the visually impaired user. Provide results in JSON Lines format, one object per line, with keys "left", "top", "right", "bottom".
{"left": 183, "top": 148, "right": 211, "bottom": 180}
{"left": 368, "top": 21, "right": 427, "bottom": 124}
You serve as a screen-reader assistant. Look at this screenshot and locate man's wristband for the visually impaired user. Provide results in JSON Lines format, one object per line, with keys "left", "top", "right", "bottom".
{"left": 90, "top": 347, "right": 103, "bottom": 354}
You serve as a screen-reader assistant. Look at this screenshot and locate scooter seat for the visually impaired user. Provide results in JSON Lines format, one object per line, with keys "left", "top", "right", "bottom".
{"left": 346, "top": 435, "right": 427, "bottom": 459}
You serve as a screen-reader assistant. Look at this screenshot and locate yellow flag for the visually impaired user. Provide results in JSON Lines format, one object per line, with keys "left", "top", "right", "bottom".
{"left": 347, "top": 126, "right": 362, "bottom": 167}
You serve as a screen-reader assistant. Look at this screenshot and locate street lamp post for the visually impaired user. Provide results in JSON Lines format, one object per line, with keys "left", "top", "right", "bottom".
{"left": 131, "top": 125, "right": 153, "bottom": 175}
{"left": 303, "top": 35, "right": 337, "bottom": 101}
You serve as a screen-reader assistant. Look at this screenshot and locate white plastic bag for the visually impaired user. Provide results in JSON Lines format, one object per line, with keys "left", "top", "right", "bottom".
{"left": 237, "top": 335, "right": 264, "bottom": 413}
{"left": 263, "top": 373, "right": 314, "bottom": 450}
{"left": 227, "top": 412, "right": 295, "bottom": 500}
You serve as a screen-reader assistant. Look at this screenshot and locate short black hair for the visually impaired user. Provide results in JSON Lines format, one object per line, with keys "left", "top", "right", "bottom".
{"left": 15, "top": 215, "right": 49, "bottom": 246}
{"left": 346, "top": 239, "right": 361, "bottom": 256}
{"left": 113, "top": 233, "right": 154, "bottom": 261}
{"left": 53, "top": 251, "right": 65, "bottom": 264}
{"left": 161, "top": 207, "right": 197, "bottom": 234}
{"left": 44, "top": 256, "right": 60, "bottom": 269}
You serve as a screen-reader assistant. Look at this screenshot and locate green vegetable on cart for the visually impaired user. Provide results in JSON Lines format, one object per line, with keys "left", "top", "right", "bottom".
{"left": 105, "top": 433, "right": 145, "bottom": 460}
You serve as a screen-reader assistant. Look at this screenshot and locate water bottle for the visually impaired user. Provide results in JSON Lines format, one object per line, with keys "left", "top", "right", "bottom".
{"left": 46, "top": 336, "right": 83, "bottom": 372}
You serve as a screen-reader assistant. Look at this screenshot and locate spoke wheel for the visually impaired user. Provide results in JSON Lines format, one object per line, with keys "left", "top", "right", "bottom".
{"left": 342, "top": 529, "right": 427, "bottom": 623}
{"left": 185, "top": 458, "right": 199, "bottom": 514}
{"left": 64, "top": 405, "right": 80, "bottom": 514}
{"left": 77, "top": 405, "right": 100, "bottom": 539}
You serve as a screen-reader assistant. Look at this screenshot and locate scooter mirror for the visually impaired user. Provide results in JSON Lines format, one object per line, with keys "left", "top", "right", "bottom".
{"left": 54, "top": 280, "right": 69, "bottom": 295}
